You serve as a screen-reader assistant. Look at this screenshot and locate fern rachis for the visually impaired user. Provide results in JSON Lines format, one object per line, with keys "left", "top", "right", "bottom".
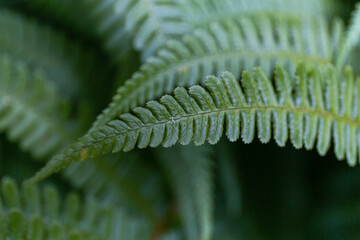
{"left": 91, "top": 15, "right": 341, "bottom": 129}
{"left": 28, "top": 63, "right": 360, "bottom": 183}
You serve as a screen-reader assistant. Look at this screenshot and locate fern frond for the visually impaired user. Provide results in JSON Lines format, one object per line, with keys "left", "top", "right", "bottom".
{"left": 86, "top": 0, "right": 338, "bottom": 61}
{"left": 337, "top": 2, "right": 360, "bottom": 69}
{"left": 158, "top": 145, "right": 214, "bottom": 240}
{"left": 0, "top": 9, "right": 97, "bottom": 99}
{"left": 0, "top": 55, "right": 71, "bottom": 159}
{"left": 85, "top": 0, "right": 184, "bottom": 61}
{"left": 29, "top": 63, "right": 360, "bottom": 183}
{"left": 0, "top": 177, "right": 151, "bottom": 239}
{"left": 92, "top": 15, "right": 341, "bottom": 129}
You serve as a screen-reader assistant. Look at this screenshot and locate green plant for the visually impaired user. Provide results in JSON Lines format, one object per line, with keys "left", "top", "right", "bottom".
{"left": 1, "top": 0, "right": 360, "bottom": 239}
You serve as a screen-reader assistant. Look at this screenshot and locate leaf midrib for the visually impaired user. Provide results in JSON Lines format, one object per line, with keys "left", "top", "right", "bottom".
{"left": 113, "top": 50, "right": 330, "bottom": 112}
{"left": 89, "top": 104, "right": 358, "bottom": 147}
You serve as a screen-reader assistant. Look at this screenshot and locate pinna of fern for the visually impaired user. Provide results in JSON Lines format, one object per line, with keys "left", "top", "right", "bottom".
{"left": 28, "top": 62, "right": 360, "bottom": 183}
{"left": 85, "top": 0, "right": 338, "bottom": 62}
{"left": 91, "top": 14, "right": 342, "bottom": 129}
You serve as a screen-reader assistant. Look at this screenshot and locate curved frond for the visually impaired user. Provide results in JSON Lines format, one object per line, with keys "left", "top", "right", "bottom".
{"left": 86, "top": 0, "right": 338, "bottom": 61}
{"left": 158, "top": 145, "right": 214, "bottom": 240}
{"left": 85, "top": 0, "right": 184, "bottom": 61}
{"left": 0, "top": 55, "right": 71, "bottom": 159}
{"left": 0, "top": 177, "right": 150, "bottom": 240}
{"left": 29, "top": 63, "right": 360, "bottom": 183}
{"left": 92, "top": 15, "right": 341, "bottom": 129}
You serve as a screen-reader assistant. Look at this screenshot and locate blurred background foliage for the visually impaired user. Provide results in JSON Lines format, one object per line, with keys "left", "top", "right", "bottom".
{"left": 0, "top": 0, "right": 360, "bottom": 239}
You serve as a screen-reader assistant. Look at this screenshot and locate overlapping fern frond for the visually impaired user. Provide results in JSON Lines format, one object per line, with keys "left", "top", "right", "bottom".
{"left": 0, "top": 9, "right": 164, "bottom": 218}
{"left": 0, "top": 177, "right": 150, "bottom": 240}
{"left": 0, "top": 56, "right": 71, "bottom": 159}
{"left": 0, "top": 0, "right": 359, "bottom": 239}
{"left": 29, "top": 63, "right": 360, "bottom": 183}
{"left": 84, "top": 0, "right": 183, "bottom": 61}
{"left": 83, "top": 0, "right": 339, "bottom": 61}
{"left": 92, "top": 15, "right": 342, "bottom": 129}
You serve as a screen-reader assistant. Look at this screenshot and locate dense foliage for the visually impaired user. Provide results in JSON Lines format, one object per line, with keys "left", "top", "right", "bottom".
{"left": 1, "top": 0, "right": 360, "bottom": 239}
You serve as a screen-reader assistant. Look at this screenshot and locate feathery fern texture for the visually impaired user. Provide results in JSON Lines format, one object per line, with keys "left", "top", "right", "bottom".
{"left": 29, "top": 63, "right": 360, "bottom": 183}
{"left": 158, "top": 145, "right": 213, "bottom": 240}
{"left": 0, "top": 55, "right": 71, "bottom": 159}
{"left": 86, "top": 0, "right": 337, "bottom": 62}
{"left": 85, "top": 0, "right": 184, "bottom": 61}
{"left": 92, "top": 15, "right": 341, "bottom": 129}
{"left": 337, "top": 2, "right": 360, "bottom": 69}
{"left": 0, "top": 177, "right": 150, "bottom": 240}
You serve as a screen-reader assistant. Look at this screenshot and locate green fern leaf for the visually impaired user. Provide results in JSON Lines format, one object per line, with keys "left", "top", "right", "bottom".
{"left": 92, "top": 15, "right": 341, "bottom": 129}
{"left": 0, "top": 177, "right": 151, "bottom": 240}
{"left": 85, "top": 0, "right": 338, "bottom": 61}
{"left": 84, "top": 0, "right": 185, "bottom": 61}
{"left": 28, "top": 63, "right": 360, "bottom": 183}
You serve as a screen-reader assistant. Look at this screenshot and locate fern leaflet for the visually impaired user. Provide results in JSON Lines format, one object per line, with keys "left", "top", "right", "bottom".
{"left": 29, "top": 63, "right": 360, "bottom": 184}
{"left": 92, "top": 15, "right": 341, "bottom": 129}
{"left": 86, "top": 0, "right": 338, "bottom": 61}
